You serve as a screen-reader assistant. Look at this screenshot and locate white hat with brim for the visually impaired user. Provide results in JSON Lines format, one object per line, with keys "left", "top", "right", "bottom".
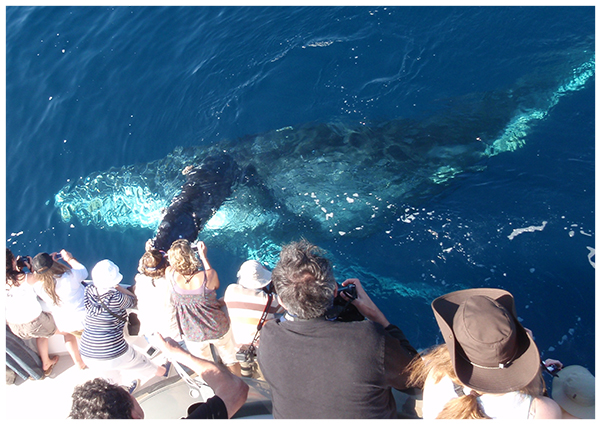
{"left": 552, "top": 365, "right": 595, "bottom": 419}
{"left": 237, "top": 260, "right": 272, "bottom": 289}
{"left": 92, "top": 259, "right": 123, "bottom": 294}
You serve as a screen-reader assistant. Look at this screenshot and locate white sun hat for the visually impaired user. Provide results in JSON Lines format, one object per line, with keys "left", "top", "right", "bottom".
{"left": 92, "top": 259, "right": 123, "bottom": 294}
{"left": 236, "top": 260, "right": 272, "bottom": 289}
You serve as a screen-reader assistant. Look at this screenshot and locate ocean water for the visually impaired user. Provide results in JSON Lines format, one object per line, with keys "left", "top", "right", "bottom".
{"left": 6, "top": 5, "right": 595, "bottom": 384}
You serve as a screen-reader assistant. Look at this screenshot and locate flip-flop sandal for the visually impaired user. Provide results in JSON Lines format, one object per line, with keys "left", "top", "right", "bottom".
{"left": 161, "top": 361, "right": 172, "bottom": 378}
{"left": 43, "top": 356, "right": 59, "bottom": 377}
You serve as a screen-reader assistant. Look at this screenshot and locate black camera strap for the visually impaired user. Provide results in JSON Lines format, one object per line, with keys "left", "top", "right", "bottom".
{"left": 91, "top": 285, "right": 128, "bottom": 323}
{"left": 249, "top": 292, "right": 273, "bottom": 348}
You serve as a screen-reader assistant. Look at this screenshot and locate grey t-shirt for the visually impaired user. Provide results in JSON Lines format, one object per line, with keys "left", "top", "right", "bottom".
{"left": 258, "top": 317, "right": 417, "bottom": 419}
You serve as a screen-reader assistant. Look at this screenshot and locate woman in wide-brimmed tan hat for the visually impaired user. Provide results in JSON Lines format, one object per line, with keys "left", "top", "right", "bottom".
{"left": 406, "top": 288, "right": 562, "bottom": 419}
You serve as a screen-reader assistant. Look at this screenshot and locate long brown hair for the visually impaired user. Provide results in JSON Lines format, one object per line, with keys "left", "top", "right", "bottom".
{"left": 138, "top": 250, "right": 168, "bottom": 279}
{"left": 6, "top": 248, "right": 24, "bottom": 288}
{"left": 406, "top": 344, "right": 545, "bottom": 419}
{"left": 35, "top": 260, "right": 71, "bottom": 305}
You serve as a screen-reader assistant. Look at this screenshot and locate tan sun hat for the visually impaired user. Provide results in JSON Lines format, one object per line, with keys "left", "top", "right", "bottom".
{"left": 237, "top": 260, "right": 272, "bottom": 289}
{"left": 431, "top": 288, "right": 541, "bottom": 394}
{"left": 552, "top": 365, "right": 595, "bottom": 419}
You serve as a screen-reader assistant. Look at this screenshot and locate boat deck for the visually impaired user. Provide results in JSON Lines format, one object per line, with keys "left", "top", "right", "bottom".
{"left": 6, "top": 332, "right": 421, "bottom": 420}
{"left": 5, "top": 333, "right": 180, "bottom": 420}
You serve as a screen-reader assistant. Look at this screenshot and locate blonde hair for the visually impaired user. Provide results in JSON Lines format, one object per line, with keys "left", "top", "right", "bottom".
{"left": 167, "top": 239, "right": 201, "bottom": 276}
{"left": 35, "top": 261, "right": 70, "bottom": 306}
{"left": 406, "top": 344, "right": 545, "bottom": 419}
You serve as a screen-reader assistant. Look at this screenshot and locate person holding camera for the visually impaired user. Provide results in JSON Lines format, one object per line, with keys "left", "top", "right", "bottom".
{"left": 257, "top": 240, "right": 419, "bottom": 419}
{"left": 134, "top": 249, "right": 181, "bottom": 343}
{"left": 6, "top": 248, "right": 59, "bottom": 377}
{"left": 30, "top": 249, "right": 88, "bottom": 370}
{"left": 542, "top": 359, "right": 595, "bottom": 419}
{"left": 224, "top": 260, "right": 285, "bottom": 378}
{"left": 166, "top": 239, "right": 240, "bottom": 376}
{"left": 405, "top": 288, "right": 561, "bottom": 419}
{"left": 79, "top": 259, "right": 168, "bottom": 392}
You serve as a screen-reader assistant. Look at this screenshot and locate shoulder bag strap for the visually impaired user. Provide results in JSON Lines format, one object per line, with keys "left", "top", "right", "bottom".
{"left": 92, "top": 285, "right": 127, "bottom": 323}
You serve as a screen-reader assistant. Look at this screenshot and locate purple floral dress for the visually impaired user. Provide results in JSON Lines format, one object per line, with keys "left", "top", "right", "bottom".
{"left": 168, "top": 268, "right": 229, "bottom": 342}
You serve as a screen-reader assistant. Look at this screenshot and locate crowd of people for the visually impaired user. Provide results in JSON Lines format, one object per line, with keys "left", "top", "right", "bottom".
{"left": 6, "top": 238, "right": 595, "bottom": 419}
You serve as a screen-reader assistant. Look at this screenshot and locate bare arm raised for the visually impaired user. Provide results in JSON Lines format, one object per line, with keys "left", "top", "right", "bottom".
{"left": 154, "top": 333, "right": 248, "bottom": 418}
{"left": 56, "top": 249, "right": 79, "bottom": 267}
{"left": 195, "top": 241, "right": 220, "bottom": 290}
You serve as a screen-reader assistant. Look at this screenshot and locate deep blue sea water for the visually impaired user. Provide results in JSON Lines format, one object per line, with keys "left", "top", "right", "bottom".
{"left": 6, "top": 6, "right": 595, "bottom": 385}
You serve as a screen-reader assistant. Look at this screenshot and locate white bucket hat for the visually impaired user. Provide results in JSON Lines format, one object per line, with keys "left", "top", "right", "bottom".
{"left": 552, "top": 365, "right": 595, "bottom": 419}
{"left": 237, "top": 260, "right": 272, "bottom": 289}
{"left": 92, "top": 259, "right": 123, "bottom": 294}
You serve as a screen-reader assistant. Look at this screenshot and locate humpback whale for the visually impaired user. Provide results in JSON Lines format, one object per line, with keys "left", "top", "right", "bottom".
{"left": 54, "top": 54, "right": 594, "bottom": 298}
{"left": 152, "top": 153, "right": 243, "bottom": 251}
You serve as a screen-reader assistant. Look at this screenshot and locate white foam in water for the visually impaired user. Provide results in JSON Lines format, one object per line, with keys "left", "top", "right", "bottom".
{"left": 507, "top": 221, "right": 547, "bottom": 240}
{"left": 586, "top": 246, "right": 595, "bottom": 268}
{"left": 543, "top": 316, "right": 582, "bottom": 355}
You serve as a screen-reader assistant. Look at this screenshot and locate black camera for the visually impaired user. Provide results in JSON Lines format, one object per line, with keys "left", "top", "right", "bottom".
{"left": 236, "top": 344, "right": 257, "bottom": 378}
{"left": 236, "top": 344, "right": 256, "bottom": 363}
{"left": 543, "top": 363, "right": 560, "bottom": 377}
{"left": 263, "top": 282, "right": 276, "bottom": 295}
{"left": 16, "top": 256, "right": 30, "bottom": 272}
{"left": 337, "top": 283, "right": 357, "bottom": 300}
{"left": 325, "top": 283, "right": 364, "bottom": 322}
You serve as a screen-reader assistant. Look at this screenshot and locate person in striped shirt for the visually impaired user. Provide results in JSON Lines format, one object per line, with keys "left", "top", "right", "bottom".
{"left": 79, "top": 259, "right": 168, "bottom": 391}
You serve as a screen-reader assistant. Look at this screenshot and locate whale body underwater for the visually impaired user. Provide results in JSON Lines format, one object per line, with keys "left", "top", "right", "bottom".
{"left": 151, "top": 153, "right": 245, "bottom": 252}
{"left": 55, "top": 55, "right": 594, "bottom": 299}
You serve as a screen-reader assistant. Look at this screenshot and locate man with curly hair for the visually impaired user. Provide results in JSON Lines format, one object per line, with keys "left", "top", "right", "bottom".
{"left": 258, "top": 239, "right": 419, "bottom": 419}
{"left": 69, "top": 378, "right": 144, "bottom": 419}
{"left": 69, "top": 334, "right": 248, "bottom": 419}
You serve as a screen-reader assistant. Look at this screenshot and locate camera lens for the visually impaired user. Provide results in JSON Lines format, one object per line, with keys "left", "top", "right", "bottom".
{"left": 240, "top": 362, "right": 253, "bottom": 378}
